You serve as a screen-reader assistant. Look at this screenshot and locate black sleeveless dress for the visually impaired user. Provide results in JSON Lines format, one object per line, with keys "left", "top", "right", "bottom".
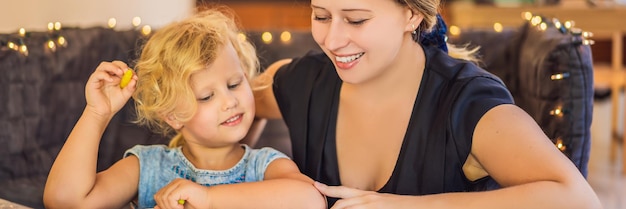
{"left": 272, "top": 46, "right": 513, "bottom": 207}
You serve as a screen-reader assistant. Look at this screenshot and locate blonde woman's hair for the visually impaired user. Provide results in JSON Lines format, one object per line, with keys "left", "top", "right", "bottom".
{"left": 132, "top": 7, "right": 259, "bottom": 147}
{"left": 397, "top": 0, "right": 479, "bottom": 62}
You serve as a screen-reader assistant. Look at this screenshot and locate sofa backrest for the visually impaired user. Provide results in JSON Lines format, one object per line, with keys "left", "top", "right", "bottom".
{"left": 0, "top": 27, "right": 169, "bottom": 208}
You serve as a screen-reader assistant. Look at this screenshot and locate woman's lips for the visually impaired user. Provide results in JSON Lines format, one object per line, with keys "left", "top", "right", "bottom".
{"left": 335, "top": 52, "right": 364, "bottom": 70}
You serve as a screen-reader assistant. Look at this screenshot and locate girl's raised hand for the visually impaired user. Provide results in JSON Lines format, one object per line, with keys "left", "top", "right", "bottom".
{"left": 84, "top": 61, "right": 137, "bottom": 118}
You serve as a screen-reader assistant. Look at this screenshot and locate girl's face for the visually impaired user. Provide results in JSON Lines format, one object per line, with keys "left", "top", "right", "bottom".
{"left": 310, "top": 0, "right": 419, "bottom": 84}
{"left": 177, "top": 43, "right": 255, "bottom": 147}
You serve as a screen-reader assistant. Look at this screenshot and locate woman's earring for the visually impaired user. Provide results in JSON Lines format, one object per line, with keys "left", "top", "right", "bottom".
{"left": 411, "top": 24, "right": 417, "bottom": 35}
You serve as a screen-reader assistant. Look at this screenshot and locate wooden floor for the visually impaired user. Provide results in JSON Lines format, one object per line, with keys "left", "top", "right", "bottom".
{"left": 588, "top": 66, "right": 626, "bottom": 209}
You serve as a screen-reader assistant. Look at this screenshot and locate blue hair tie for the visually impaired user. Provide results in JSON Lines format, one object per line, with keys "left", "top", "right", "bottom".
{"left": 419, "top": 14, "right": 448, "bottom": 53}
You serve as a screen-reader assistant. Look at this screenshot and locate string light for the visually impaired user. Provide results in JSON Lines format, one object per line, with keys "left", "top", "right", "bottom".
{"left": 132, "top": 17, "right": 142, "bottom": 27}
{"left": 45, "top": 21, "right": 68, "bottom": 51}
{"left": 7, "top": 41, "right": 18, "bottom": 51}
{"left": 582, "top": 39, "right": 595, "bottom": 45}
{"left": 539, "top": 22, "right": 548, "bottom": 31}
{"left": 563, "top": 21, "right": 573, "bottom": 29}
{"left": 493, "top": 22, "right": 503, "bottom": 33}
{"left": 555, "top": 138, "right": 566, "bottom": 152}
{"left": 47, "top": 22, "right": 54, "bottom": 31}
{"left": 4, "top": 15, "right": 156, "bottom": 56}
{"left": 522, "top": 12, "right": 533, "bottom": 21}
{"left": 550, "top": 107, "right": 564, "bottom": 117}
{"left": 551, "top": 18, "right": 567, "bottom": 34}
{"left": 512, "top": 13, "right": 590, "bottom": 157}
{"left": 19, "top": 44, "right": 28, "bottom": 56}
{"left": 141, "top": 25, "right": 152, "bottom": 36}
{"left": 530, "top": 16, "right": 542, "bottom": 26}
{"left": 108, "top": 18, "right": 117, "bottom": 28}
{"left": 47, "top": 39, "right": 57, "bottom": 52}
{"left": 54, "top": 22, "right": 62, "bottom": 31}
{"left": 280, "top": 31, "right": 292, "bottom": 43}
{"left": 550, "top": 72, "right": 570, "bottom": 80}
{"left": 57, "top": 35, "right": 67, "bottom": 47}
{"left": 261, "top": 32, "right": 273, "bottom": 44}
{"left": 570, "top": 28, "right": 595, "bottom": 46}
{"left": 449, "top": 25, "right": 461, "bottom": 36}
{"left": 19, "top": 28, "right": 26, "bottom": 37}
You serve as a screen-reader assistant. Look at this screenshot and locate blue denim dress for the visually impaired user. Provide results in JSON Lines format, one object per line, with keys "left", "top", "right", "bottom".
{"left": 124, "top": 144, "right": 288, "bottom": 209}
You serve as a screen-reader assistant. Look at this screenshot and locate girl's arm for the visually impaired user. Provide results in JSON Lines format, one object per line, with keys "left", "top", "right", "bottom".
{"left": 43, "top": 61, "right": 140, "bottom": 209}
{"left": 316, "top": 104, "right": 601, "bottom": 209}
{"left": 153, "top": 158, "right": 326, "bottom": 209}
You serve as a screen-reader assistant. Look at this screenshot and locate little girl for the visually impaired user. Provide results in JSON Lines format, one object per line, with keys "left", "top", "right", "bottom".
{"left": 43, "top": 8, "right": 325, "bottom": 209}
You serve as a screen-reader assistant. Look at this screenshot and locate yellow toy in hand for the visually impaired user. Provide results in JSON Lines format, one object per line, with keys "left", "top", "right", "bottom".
{"left": 119, "top": 69, "right": 133, "bottom": 88}
{"left": 178, "top": 199, "right": 185, "bottom": 205}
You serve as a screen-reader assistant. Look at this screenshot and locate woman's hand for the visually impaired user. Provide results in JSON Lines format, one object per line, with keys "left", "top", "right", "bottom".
{"left": 154, "top": 178, "right": 211, "bottom": 209}
{"left": 84, "top": 61, "right": 137, "bottom": 118}
{"left": 314, "top": 182, "right": 414, "bottom": 209}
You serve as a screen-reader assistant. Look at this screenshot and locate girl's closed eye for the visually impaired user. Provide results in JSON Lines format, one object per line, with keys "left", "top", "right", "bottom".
{"left": 228, "top": 82, "right": 240, "bottom": 89}
{"left": 198, "top": 93, "right": 213, "bottom": 102}
{"left": 228, "top": 76, "right": 244, "bottom": 89}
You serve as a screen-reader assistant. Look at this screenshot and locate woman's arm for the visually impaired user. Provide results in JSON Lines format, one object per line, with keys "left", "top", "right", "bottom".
{"left": 43, "top": 61, "right": 140, "bottom": 209}
{"left": 153, "top": 158, "right": 326, "bottom": 209}
{"left": 318, "top": 104, "right": 602, "bottom": 209}
{"left": 450, "top": 104, "right": 601, "bottom": 209}
{"left": 252, "top": 59, "right": 292, "bottom": 119}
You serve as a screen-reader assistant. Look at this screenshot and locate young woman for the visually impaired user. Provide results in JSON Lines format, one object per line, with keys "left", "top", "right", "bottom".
{"left": 253, "top": 0, "right": 602, "bottom": 208}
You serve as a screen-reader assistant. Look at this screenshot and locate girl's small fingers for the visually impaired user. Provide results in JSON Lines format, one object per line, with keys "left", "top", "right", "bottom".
{"left": 95, "top": 61, "right": 124, "bottom": 76}
{"left": 111, "top": 60, "right": 129, "bottom": 74}
{"left": 89, "top": 70, "right": 117, "bottom": 84}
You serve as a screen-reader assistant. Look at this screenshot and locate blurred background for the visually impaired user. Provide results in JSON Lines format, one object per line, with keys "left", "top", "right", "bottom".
{"left": 1, "top": 0, "right": 624, "bottom": 208}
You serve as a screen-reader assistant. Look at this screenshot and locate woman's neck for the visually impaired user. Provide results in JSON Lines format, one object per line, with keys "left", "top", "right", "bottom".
{"left": 180, "top": 143, "right": 244, "bottom": 170}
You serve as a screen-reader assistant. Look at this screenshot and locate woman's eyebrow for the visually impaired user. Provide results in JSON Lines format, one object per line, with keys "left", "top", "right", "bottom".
{"left": 311, "top": 4, "right": 372, "bottom": 12}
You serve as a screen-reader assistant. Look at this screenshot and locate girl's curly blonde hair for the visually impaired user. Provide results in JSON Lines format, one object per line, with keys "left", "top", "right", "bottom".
{"left": 132, "top": 7, "right": 259, "bottom": 147}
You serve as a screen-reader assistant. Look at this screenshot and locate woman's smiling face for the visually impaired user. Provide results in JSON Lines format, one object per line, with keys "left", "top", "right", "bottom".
{"left": 310, "top": 0, "right": 417, "bottom": 84}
